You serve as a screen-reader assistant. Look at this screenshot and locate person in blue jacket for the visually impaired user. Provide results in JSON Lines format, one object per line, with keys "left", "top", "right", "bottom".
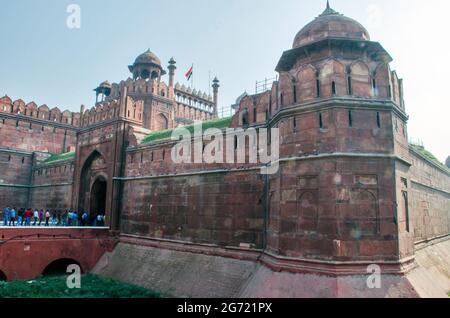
{"left": 3, "top": 206, "right": 10, "bottom": 226}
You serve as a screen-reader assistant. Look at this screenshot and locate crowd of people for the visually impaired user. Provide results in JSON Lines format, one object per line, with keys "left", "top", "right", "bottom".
{"left": 1, "top": 206, "right": 106, "bottom": 227}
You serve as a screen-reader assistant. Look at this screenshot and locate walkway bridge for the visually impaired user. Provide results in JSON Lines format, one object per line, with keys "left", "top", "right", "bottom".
{"left": 0, "top": 227, "right": 117, "bottom": 281}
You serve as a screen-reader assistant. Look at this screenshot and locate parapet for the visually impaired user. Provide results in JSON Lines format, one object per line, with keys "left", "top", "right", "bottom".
{"left": 80, "top": 96, "right": 144, "bottom": 128}
{"left": 0, "top": 95, "right": 82, "bottom": 127}
{"left": 107, "top": 78, "right": 172, "bottom": 101}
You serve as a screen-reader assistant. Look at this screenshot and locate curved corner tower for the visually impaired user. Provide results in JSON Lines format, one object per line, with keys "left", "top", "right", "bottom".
{"left": 258, "top": 3, "right": 412, "bottom": 273}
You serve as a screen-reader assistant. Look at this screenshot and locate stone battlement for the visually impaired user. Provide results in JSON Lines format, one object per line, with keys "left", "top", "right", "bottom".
{"left": 80, "top": 95, "right": 145, "bottom": 128}
{"left": 0, "top": 95, "right": 82, "bottom": 127}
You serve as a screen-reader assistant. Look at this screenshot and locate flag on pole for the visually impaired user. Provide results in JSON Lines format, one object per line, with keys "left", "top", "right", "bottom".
{"left": 185, "top": 65, "right": 193, "bottom": 81}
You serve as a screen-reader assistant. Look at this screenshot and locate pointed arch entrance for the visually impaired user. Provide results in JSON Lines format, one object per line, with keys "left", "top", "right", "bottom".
{"left": 90, "top": 176, "right": 107, "bottom": 216}
{"left": 155, "top": 113, "right": 168, "bottom": 130}
{"left": 79, "top": 150, "right": 109, "bottom": 216}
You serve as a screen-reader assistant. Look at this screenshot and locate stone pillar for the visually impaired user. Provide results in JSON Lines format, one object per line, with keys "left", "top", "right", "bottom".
{"left": 119, "top": 86, "right": 128, "bottom": 118}
{"left": 80, "top": 105, "right": 85, "bottom": 127}
{"left": 168, "top": 58, "right": 177, "bottom": 99}
{"left": 212, "top": 77, "right": 220, "bottom": 118}
{"left": 168, "top": 58, "right": 176, "bottom": 88}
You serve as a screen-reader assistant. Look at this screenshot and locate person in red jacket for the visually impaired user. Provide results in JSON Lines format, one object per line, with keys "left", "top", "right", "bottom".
{"left": 25, "top": 208, "right": 33, "bottom": 226}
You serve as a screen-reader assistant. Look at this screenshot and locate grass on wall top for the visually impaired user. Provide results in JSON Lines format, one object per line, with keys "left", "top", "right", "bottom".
{"left": 409, "top": 143, "right": 449, "bottom": 173}
{"left": 141, "top": 117, "right": 233, "bottom": 144}
{"left": 42, "top": 152, "right": 76, "bottom": 164}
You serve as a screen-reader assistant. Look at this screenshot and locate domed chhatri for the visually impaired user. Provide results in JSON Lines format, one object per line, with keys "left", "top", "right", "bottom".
{"left": 128, "top": 49, "right": 166, "bottom": 80}
{"left": 134, "top": 49, "right": 162, "bottom": 66}
{"left": 293, "top": 1, "right": 370, "bottom": 48}
{"left": 94, "top": 80, "right": 112, "bottom": 103}
{"left": 98, "top": 80, "right": 112, "bottom": 89}
{"left": 276, "top": 1, "right": 389, "bottom": 73}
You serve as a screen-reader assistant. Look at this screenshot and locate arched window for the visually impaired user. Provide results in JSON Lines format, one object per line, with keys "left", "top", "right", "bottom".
{"left": 348, "top": 76, "right": 353, "bottom": 95}
{"left": 316, "top": 71, "right": 321, "bottom": 97}
{"left": 269, "top": 95, "right": 272, "bottom": 113}
{"left": 241, "top": 109, "right": 249, "bottom": 127}
{"left": 156, "top": 113, "right": 168, "bottom": 130}
{"left": 151, "top": 71, "right": 159, "bottom": 80}
{"left": 293, "top": 82, "right": 298, "bottom": 103}
{"left": 402, "top": 191, "right": 410, "bottom": 233}
{"left": 140, "top": 69, "right": 150, "bottom": 79}
{"left": 332, "top": 81, "right": 337, "bottom": 96}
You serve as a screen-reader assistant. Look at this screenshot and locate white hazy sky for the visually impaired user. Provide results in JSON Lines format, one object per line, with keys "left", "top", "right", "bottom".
{"left": 0, "top": 0, "right": 448, "bottom": 162}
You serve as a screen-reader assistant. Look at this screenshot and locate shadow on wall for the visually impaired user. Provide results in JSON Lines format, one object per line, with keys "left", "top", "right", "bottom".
{"left": 0, "top": 270, "right": 6, "bottom": 281}
{"left": 42, "top": 259, "right": 82, "bottom": 277}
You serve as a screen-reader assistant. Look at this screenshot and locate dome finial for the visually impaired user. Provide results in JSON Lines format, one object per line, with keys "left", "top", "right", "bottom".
{"left": 320, "top": 0, "right": 339, "bottom": 16}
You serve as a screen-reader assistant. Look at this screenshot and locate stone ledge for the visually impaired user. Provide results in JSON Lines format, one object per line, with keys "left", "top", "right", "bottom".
{"left": 119, "top": 234, "right": 417, "bottom": 277}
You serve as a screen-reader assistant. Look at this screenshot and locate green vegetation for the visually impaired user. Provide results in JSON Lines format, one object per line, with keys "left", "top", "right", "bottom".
{"left": 141, "top": 117, "right": 233, "bottom": 144}
{"left": 409, "top": 143, "right": 449, "bottom": 173}
{"left": 0, "top": 274, "right": 164, "bottom": 298}
{"left": 40, "top": 151, "right": 76, "bottom": 165}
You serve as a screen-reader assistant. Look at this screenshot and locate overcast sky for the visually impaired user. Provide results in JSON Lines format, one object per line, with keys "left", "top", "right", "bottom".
{"left": 0, "top": 0, "right": 448, "bottom": 162}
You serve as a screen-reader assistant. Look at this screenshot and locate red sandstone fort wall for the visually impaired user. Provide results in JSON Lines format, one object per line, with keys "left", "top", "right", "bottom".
{"left": 0, "top": 149, "right": 33, "bottom": 209}
{"left": 408, "top": 151, "right": 450, "bottom": 243}
{"left": 0, "top": 95, "right": 78, "bottom": 211}
{"left": 0, "top": 116, "right": 77, "bottom": 154}
{"left": 267, "top": 157, "right": 398, "bottom": 262}
{"left": 275, "top": 107, "right": 394, "bottom": 156}
{"left": 29, "top": 159, "right": 75, "bottom": 212}
{"left": 121, "top": 172, "right": 265, "bottom": 248}
{"left": 121, "top": 136, "right": 265, "bottom": 248}
{"left": 0, "top": 96, "right": 79, "bottom": 154}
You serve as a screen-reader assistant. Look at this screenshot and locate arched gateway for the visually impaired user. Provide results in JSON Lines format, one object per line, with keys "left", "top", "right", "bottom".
{"left": 90, "top": 176, "right": 107, "bottom": 217}
{"left": 78, "top": 151, "right": 109, "bottom": 218}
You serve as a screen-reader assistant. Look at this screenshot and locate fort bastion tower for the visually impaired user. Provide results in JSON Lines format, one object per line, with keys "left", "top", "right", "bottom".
{"left": 232, "top": 2, "right": 414, "bottom": 270}
{"left": 0, "top": 2, "right": 449, "bottom": 297}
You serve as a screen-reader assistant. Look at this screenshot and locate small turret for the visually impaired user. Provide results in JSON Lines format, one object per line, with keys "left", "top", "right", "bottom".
{"left": 94, "top": 81, "right": 112, "bottom": 104}
{"left": 212, "top": 77, "right": 220, "bottom": 118}
{"left": 128, "top": 49, "right": 166, "bottom": 81}
{"left": 168, "top": 57, "right": 177, "bottom": 89}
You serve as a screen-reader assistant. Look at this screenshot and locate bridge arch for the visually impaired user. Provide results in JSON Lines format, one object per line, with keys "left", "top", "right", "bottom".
{"left": 42, "top": 258, "right": 83, "bottom": 276}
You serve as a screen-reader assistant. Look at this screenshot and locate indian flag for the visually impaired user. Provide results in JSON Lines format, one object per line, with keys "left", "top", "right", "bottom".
{"left": 185, "top": 65, "right": 193, "bottom": 81}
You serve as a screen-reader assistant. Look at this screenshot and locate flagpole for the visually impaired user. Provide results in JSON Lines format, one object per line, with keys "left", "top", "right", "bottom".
{"left": 191, "top": 63, "right": 194, "bottom": 89}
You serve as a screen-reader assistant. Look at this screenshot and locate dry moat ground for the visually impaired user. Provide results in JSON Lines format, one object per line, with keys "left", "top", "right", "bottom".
{"left": 0, "top": 274, "right": 165, "bottom": 298}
